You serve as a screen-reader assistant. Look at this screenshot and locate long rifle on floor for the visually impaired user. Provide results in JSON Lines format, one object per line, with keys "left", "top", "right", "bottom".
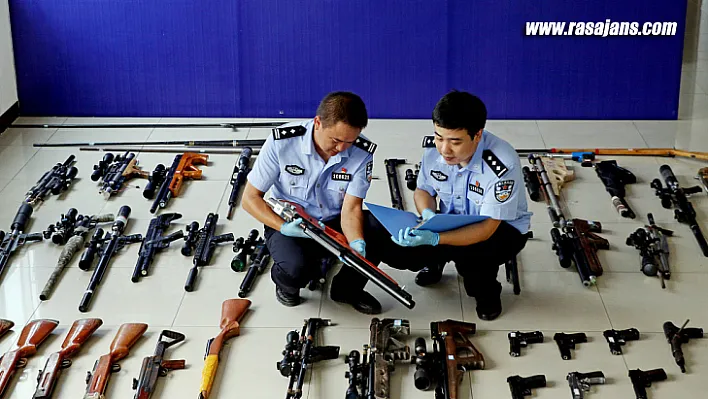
{"left": 22, "top": 121, "right": 285, "bottom": 131}
{"left": 36, "top": 139, "right": 267, "bottom": 148}
{"left": 517, "top": 148, "right": 708, "bottom": 162}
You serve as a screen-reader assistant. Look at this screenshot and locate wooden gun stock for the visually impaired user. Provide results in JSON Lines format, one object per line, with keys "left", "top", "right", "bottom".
{"left": 169, "top": 153, "right": 208, "bottom": 198}
{"left": 123, "top": 158, "right": 149, "bottom": 179}
{"left": 34, "top": 318, "right": 103, "bottom": 399}
{"left": 85, "top": 323, "right": 148, "bottom": 397}
{"left": 572, "top": 218, "right": 609, "bottom": 276}
{"left": 433, "top": 320, "right": 484, "bottom": 399}
{"left": 199, "top": 299, "right": 251, "bottom": 399}
{"left": 0, "top": 320, "right": 12, "bottom": 340}
{"left": 0, "top": 319, "right": 59, "bottom": 398}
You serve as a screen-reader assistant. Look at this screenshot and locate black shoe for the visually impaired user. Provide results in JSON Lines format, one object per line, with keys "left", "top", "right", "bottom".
{"left": 331, "top": 290, "right": 382, "bottom": 315}
{"left": 276, "top": 286, "right": 301, "bottom": 307}
{"left": 476, "top": 297, "right": 502, "bottom": 321}
{"left": 415, "top": 263, "right": 445, "bottom": 287}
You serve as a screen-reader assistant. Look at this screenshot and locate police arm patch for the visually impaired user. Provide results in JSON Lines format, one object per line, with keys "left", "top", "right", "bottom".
{"left": 494, "top": 180, "right": 515, "bottom": 203}
{"left": 483, "top": 150, "right": 509, "bottom": 177}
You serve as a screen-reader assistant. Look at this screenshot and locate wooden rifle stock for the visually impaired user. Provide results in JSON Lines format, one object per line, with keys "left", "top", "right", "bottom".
{"left": 123, "top": 158, "right": 149, "bottom": 179}
{"left": 169, "top": 153, "right": 208, "bottom": 198}
{"left": 433, "top": 320, "right": 484, "bottom": 399}
{"left": 84, "top": 323, "right": 148, "bottom": 398}
{"left": 33, "top": 318, "right": 103, "bottom": 399}
{"left": 0, "top": 320, "right": 12, "bottom": 340}
{"left": 572, "top": 219, "right": 609, "bottom": 276}
{"left": 0, "top": 319, "right": 59, "bottom": 398}
{"left": 199, "top": 299, "right": 251, "bottom": 399}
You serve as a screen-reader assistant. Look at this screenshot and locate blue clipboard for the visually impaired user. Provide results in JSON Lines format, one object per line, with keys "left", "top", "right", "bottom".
{"left": 365, "top": 202, "right": 488, "bottom": 236}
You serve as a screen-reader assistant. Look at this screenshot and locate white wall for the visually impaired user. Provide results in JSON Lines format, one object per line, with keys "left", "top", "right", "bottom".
{"left": 0, "top": 0, "right": 17, "bottom": 114}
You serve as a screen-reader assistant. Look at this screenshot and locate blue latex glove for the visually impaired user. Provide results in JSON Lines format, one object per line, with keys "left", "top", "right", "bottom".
{"left": 280, "top": 218, "right": 310, "bottom": 239}
{"left": 391, "top": 227, "right": 440, "bottom": 247}
{"left": 421, "top": 208, "right": 436, "bottom": 222}
{"left": 349, "top": 239, "right": 367, "bottom": 257}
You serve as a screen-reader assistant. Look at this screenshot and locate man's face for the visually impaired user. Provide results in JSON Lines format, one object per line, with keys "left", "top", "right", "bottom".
{"left": 433, "top": 124, "right": 482, "bottom": 166}
{"left": 313, "top": 116, "right": 361, "bottom": 157}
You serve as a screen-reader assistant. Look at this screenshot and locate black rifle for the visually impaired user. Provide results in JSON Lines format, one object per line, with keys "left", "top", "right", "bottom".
{"left": 237, "top": 239, "right": 270, "bottom": 298}
{"left": 663, "top": 319, "right": 704, "bottom": 373}
{"left": 278, "top": 318, "right": 339, "bottom": 399}
{"left": 182, "top": 214, "right": 234, "bottom": 292}
{"left": 231, "top": 229, "right": 260, "bottom": 272}
{"left": 0, "top": 203, "right": 44, "bottom": 282}
{"left": 78, "top": 206, "right": 143, "bottom": 312}
{"left": 132, "top": 330, "right": 186, "bottom": 399}
{"left": 411, "top": 320, "right": 484, "bottom": 399}
{"left": 143, "top": 164, "right": 166, "bottom": 200}
{"left": 554, "top": 332, "right": 587, "bottom": 360}
{"left": 626, "top": 213, "right": 673, "bottom": 288}
{"left": 40, "top": 210, "right": 114, "bottom": 301}
{"left": 652, "top": 164, "right": 708, "bottom": 256}
{"left": 91, "top": 152, "right": 147, "bottom": 198}
{"left": 24, "top": 155, "right": 78, "bottom": 205}
{"left": 404, "top": 163, "right": 420, "bottom": 191}
{"left": 603, "top": 328, "right": 640, "bottom": 355}
{"left": 507, "top": 375, "right": 547, "bottom": 399}
{"left": 508, "top": 331, "right": 543, "bottom": 357}
{"left": 593, "top": 160, "right": 637, "bottom": 218}
{"left": 566, "top": 371, "right": 605, "bottom": 399}
{"left": 345, "top": 318, "right": 411, "bottom": 399}
{"left": 226, "top": 147, "right": 253, "bottom": 219}
{"left": 384, "top": 159, "right": 406, "bottom": 210}
{"left": 267, "top": 198, "right": 415, "bottom": 309}
{"left": 628, "top": 368, "right": 667, "bottom": 399}
{"left": 132, "top": 213, "right": 185, "bottom": 282}
{"left": 528, "top": 155, "right": 608, "bottom": 287}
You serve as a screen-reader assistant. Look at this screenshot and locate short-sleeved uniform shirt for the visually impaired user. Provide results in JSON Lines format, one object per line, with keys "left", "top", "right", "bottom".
{"left": 416, "top": 130, "right": 532, "bottom": 234}
{"left": 248, "top": 119, "right": 376, "bottom": 221}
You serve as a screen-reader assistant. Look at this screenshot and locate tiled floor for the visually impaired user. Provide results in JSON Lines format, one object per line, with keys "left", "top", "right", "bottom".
{"left": 1, "top": 3, "right": 707, "bottom": 399}
{"left": 1, "top": 115, "right": 708, "bottom": 399}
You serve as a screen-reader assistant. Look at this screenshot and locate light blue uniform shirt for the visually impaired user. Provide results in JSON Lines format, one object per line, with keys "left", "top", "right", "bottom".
{"left": 248, "top": 119, "right": 376, "bottom": 221}
{"left": 416, "top": 130, "right": 532, "bottom": 234}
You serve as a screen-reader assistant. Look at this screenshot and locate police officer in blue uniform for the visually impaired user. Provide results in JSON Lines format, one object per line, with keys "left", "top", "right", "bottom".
{"left": 242, "top": 92, "right": 383, "bottom": 314}
{"left": 383, "top": 91, "right": 532, "bottom": 320}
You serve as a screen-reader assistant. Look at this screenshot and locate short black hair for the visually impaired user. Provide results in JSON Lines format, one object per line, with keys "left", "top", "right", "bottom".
{"left": 316, "top": 91, "right": 368, "bottom": 129}
{"left": 432, "top": 91, "right": 487, "bottom": 138}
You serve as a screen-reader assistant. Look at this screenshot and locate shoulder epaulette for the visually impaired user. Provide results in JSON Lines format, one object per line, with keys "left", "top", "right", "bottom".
{"left": 272, "top": 125, "right": 307, "bottom": 140}
{"left": 353, "top": 137, "right": 377, "bottom": 154}
{"left": 422, "top": 136, "right": 435, "bottom": 148}
{"left": 483, "top": 149, "right": 509, "bottom": 177}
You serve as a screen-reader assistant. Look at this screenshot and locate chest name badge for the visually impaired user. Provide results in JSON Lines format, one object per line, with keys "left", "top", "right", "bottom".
{"left": 469, "top": 183, "right": 485, "bottom": 196}
{"left": 331, "top": 172, "right": 352, "bottom": 182}
{"left": 285, "top": 165, "right": 305, "bottom": 176}
{"left": 494, "top": 180, "right": 515, "bottom": 203}
{"left": 430, "top": 170, "right": 448, "bottom": 182}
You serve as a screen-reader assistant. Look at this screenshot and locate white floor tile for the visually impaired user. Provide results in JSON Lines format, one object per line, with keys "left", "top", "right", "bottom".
{"left": 536, "top": 121, "right": 648, "bottom": 149}
{"left": 599, "top": 272, "right": 708, "bottom": 332}
{"left": 0, "top": 127, "right": 58, "bottom": 147}
{"left": 633, "top": 121, "right": 683, "bottom": 148}
{"left": 13, "top": 116, "right": 67, "bottom": 125}
{"left": 31, "top": 266, "right": 184, "bottom": 326}
{"left": 462, "top": 271, "right": 611, "bottom": 332}
{"left": 174, "top": 268, "right": 323, "bottom": 328}
{"left": 0, "top": 146, "right": 39, "bottom": 179}
{"left": 47, "top": 127, "right": 154, "bottom": 145}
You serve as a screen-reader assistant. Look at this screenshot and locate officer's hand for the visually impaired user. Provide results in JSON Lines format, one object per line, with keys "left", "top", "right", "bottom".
{"left": 349, "top": 239, "right": 366, "bottom": 257}
{"left": 391, "top": 227, "right": 440, "bottom": 247}
{"left": 421, "top": 208, "right": 436, "bottom": 222}
{"left": 280, "top": 218, "right": 310, "bottom": 239}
